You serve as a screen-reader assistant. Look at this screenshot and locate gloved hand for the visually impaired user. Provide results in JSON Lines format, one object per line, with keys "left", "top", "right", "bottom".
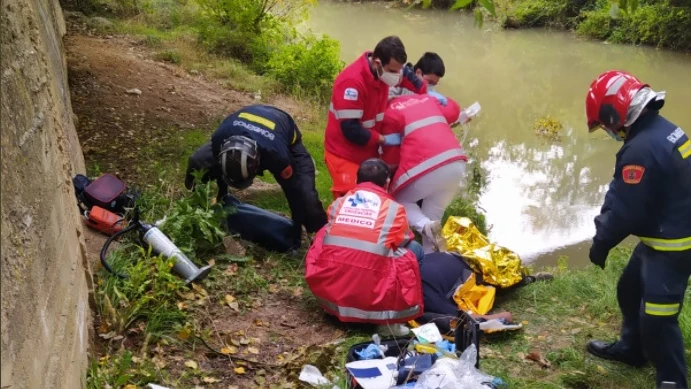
{"left": 589, "top": 243, "right": 608, "bottom": 269}
{"left": 428, "top": 90, "right": 448, "bottom": 106}
{"left": 382, "top": 133, "right": 402, "bottom": 146}
{"left": 402, "top": 65, "right": 423, "bottom": 89}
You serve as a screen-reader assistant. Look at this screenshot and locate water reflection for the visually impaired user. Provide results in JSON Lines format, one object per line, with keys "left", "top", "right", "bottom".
{"left": 477, "top": 138, "right": 608, "bottom": 261}
{"left": 308, "top": 1, "right": 691, "bottom": 266}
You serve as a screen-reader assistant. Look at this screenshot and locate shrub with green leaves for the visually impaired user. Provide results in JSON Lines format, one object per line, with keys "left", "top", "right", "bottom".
{"left": 266, "top": 32, "right": 344, "bottom": 101}
{"left": 98, "top": 246, "right": 187, "bottom": 338}
{"left": 155, "top": 179, "right": 229, "bottom": 261}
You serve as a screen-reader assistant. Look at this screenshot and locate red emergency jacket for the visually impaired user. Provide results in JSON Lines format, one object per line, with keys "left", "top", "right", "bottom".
{"left": 305, "top": 182, "right": 424, "bottom": 324}
{"left": 381, "top": 95, "right": 468, "bottom": 195}
{"left": 325, "top": 51, "right": 427, "bottom": 164}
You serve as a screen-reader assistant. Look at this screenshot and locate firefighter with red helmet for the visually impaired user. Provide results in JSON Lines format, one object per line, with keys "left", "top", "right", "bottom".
{"left": 585, "top": 70, "right": 691, "bottom": 388}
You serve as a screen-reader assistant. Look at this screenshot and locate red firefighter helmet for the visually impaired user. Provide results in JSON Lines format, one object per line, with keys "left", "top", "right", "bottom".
{"left": 585, "top": 70, "right": 648, "bottom": 133}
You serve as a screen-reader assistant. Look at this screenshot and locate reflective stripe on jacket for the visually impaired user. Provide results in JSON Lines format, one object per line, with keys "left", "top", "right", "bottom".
{"left": 305, "top": 183, "right": 424, "bottom": 324}
{"left": 325, "top": 51, "right": 388, "bottom": 164}
{"left": 381, "top": 95, "right": 468, "bottom": 195}
{"left": 594, "top": 112, "right": 691, "bottom": 253}
{"left": 325, "top": 52, "right": 428, "bottom": 165}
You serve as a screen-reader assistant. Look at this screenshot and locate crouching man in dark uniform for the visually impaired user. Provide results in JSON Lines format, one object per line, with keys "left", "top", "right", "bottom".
{"left": 585, "top": 70, "right": 691, "bottom": 389}
{"left": 185, "top": 104, "right": 328, "bottom": 238}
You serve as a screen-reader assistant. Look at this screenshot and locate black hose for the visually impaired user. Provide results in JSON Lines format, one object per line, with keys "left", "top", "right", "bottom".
{"left": 99, "top": 222, "right": 138, "bottom": 279}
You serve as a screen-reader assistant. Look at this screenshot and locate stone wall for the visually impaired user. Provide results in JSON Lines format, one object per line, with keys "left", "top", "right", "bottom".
{"left": 1, "top": 0, "right": 91, "bottom": 386}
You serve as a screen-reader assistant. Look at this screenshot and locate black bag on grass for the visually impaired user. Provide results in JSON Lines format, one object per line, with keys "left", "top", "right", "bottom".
{"left": 222, "top": 194, "right": 301, "bottom": 253}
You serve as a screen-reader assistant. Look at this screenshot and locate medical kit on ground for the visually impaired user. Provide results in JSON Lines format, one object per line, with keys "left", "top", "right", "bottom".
{"left": 344, "top": 312, "right": 505, "bottom": 389}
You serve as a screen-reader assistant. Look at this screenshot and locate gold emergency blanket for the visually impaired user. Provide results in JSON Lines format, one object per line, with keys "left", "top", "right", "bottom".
{"left": 452, "top": 272, "right": 496, "bottom": 315}
{"left": 442, "top": 216, "right": 529, "bottom": 289}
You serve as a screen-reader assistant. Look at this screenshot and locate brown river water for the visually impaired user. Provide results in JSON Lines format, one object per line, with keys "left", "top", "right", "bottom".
{"left": 306, "top": 1, "right": 691, "bottom": 267}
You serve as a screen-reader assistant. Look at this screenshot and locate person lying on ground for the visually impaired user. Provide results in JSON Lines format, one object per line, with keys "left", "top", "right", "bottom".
{"left": 415, "top": 251, "right": 552, "bottom": 335}
{"left": 389, "top": 52, "right": 448, "bottom": 105}
{"left": 305, "top": 158, "right": 425, "bottom": 337}
{"left": 380, "top": 93, "right": 468, "bottom": 253}
{"left": 184, "top": 104, "right": 327, "bottom": 241}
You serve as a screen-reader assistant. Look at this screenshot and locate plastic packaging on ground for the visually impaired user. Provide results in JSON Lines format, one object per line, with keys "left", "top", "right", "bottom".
{"left": 413, "top": 345, "right": 496, "bottom": 389}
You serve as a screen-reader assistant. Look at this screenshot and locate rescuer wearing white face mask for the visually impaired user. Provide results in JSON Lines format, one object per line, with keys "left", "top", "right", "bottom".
{"left": 324, "top": 36, "right": 441, "bottom": 199}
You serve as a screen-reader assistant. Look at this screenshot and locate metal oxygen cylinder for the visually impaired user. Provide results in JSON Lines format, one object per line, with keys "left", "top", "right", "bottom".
{"left": 139, "top": 222, "right": 212, "bottom": 284}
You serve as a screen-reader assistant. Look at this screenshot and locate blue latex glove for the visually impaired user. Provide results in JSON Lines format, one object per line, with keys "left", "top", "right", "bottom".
{"left": 383, "top": 133, "right": 402, "bottom": 146}
{"left": 428, "top": 90, "right": 448, "bottom": 106}
{"left": 354, "top": 343, "right": 382, "bottom": 360}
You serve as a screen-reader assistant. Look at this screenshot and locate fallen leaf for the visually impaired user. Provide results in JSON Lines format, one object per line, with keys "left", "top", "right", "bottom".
{"left": 99, "top": 331, "right": 117, "bottom": 340}
{"left": 268, "top": 284, "right": 279, "bottom": 294}
{"left": 225, "top": 294, "right": 236, "bottom": 304}
{"left": 596, "top": 365, "right": 608, "bottom": 375}
{"left": 228, "top": 301, "right": 240, "bottom": 312}
{"left": 191, "top": 283, "right": 208, "bottom": 296}
{"left": 97, "top": 322, "right": 110, "bottom": 334}
{"left": 178, "top": 327, "right": 192, "bottom": 340}
{"left": 203, "top": 376, "right": 220, "bottom": 383}
{"left": 152, "top": 356, "right": 167, "bottom": 369}
{"left": 185, "top": 360, "right": 199, "bottom": 369}
{"left": 525, "top": 351, "right": 551, "bottom": 368}
{"left": 230, "top": 337, "right": 241, "bottom": 346}
{"left": 226, "top": 263, "right": 238, "bottom": 275}
{"left": 234, "top": 367, "right": 246, "bottom": 375}
{"left": 247, "top": 346, "right": 260, "bottom": 354}
{"left": 240, "top": 337, "right": 250, "bottom": 345}
{"left": 522, "top": 320, "right": 529, "bottom": 325}
{"left": 255, "top": 376, "right": 266, "bottom": 385}
{"left": 251, "top": 337, "right": 261, "bottom": 345}
{"left": 292, "top": 287, "right": 303, "bottom": 297}
{"left": 124, "top": 385, "right": 137, "bottom": 389}
{"left": 256, "top": 369, "right": 266, "bottom": 376}
{"left": 208, "top": 259, "right": 216, "bottom": 266}
{"left": 525, "top": 307, "right": 537, "bottom": 314}
{"left": 570, "top": 327, "right": 582, "bottom": 335}
{"left": 220, "top": 346, "right": 238, "bottom": 354}
{"left": 177, "top": 302, "right": 189, "bottom": 311}
{"left": 228, "top": 386, "right": 240, "bottom": 389}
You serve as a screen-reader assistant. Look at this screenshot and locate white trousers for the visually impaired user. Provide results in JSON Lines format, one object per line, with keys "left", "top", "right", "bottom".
{"left": 394, "top": 160, "right": 467, "bottom": 253}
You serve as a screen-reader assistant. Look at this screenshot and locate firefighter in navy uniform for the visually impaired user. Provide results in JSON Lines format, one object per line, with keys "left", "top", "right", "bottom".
{"left": 584, "top": 70, "right": 691, "bottom": 389}
{"left": 185, "top": 104, "right": 328, "bottom": 237}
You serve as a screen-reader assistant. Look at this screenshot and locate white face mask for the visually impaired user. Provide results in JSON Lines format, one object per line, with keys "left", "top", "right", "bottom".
{"left": 377, "top": 65, "right": 401, "bottom": 87}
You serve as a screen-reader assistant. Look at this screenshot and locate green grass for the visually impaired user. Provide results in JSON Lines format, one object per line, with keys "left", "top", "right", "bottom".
{"left": 107, "top": 18, "right": 282, "bottom": 96}
{"left": 477, "top": 247, "right": 691, "bottom": 388}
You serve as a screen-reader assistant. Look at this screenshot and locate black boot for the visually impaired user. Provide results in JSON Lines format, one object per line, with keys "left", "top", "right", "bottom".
{"left": 587, "top": 340, "right": 647, "bottom": 367}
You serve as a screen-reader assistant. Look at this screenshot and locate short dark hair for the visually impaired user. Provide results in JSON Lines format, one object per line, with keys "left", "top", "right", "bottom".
{"left": 414, "top": 52, "right": 445, "bottom": 77}
{"left": 356, "top": 158, "right": 391, "bottom": 187}
{"left": 373, "top": 36, "right": 407, "bottom": 66}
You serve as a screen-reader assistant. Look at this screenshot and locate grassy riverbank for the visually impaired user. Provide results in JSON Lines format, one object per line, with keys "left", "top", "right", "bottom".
{"left": 64, "top": 3, "right": 691, "bottom": 388}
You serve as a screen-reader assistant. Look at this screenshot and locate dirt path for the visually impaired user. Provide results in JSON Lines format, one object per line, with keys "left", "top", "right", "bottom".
{"left": 67, "top": 33, "right": 350, "bottom": 388}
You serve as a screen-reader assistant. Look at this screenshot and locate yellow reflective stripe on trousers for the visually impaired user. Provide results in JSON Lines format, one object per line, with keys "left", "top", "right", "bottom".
{"left": 644, "top": 302, "right": 680, "bottom": 316}
{"left": 316, "top": 297, "right": 420, "bottom": 320}
{"left": 639, "top": 236, "right": 691, "bottom": 251}
{"left": 679, "top": 139, "right": 691, "bottom": 159}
